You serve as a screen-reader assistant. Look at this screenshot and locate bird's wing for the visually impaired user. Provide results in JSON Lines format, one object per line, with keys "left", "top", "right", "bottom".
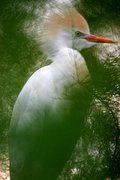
{"left": 9, "top": 65, "right": 56, "bottom": 175}
{"left": 10, "top": 65, "right": 54, "bottom": 134}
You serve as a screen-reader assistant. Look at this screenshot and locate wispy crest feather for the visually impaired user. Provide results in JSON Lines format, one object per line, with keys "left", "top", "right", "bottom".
{"left": 40, "top": 3, "right": 89, "bottom": 57}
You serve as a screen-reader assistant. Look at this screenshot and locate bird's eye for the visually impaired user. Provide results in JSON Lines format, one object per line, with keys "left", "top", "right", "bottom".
{"left": 75, "top": 31, "right": 82, "bottom": 37}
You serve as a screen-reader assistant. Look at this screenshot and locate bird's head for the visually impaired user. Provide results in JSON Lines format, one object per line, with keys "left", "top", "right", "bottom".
{"left": 40, "top": 6, "right": 117, "bottom": 58}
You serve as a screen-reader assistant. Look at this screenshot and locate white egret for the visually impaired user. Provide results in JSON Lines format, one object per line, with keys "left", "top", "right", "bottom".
{"left": 9, "top": 5, "right": 117, "bottom": 180}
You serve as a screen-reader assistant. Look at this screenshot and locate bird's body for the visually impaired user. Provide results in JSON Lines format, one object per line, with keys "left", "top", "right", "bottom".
{"left": 9, "top": 4, "right": 116, "bottom": 180}
{"left": 9, "top": 47, "right": 91, "bottom": 180}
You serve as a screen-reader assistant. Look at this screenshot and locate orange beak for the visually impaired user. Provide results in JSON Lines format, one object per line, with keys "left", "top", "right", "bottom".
{"left": 83, "top": 34, "right": 117, "bottom": 43}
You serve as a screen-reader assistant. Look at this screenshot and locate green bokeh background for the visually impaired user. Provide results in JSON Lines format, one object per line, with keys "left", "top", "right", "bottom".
{"left": 0, "top": 0, "right": 120, "bottom": 179}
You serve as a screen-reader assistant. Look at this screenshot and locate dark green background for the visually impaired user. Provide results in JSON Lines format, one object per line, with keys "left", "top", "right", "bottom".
{"left": 0, "top": 0, "right": 120, "bottom": 179}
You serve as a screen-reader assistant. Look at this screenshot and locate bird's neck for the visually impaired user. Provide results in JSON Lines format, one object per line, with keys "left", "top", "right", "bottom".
{"left": 51, "top": 47, "right": 90, "bottom": 84}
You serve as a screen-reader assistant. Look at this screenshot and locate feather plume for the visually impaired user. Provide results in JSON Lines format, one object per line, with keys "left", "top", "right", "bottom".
{"left": 40, "top": 3, "right": 89, "bottom": 56}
